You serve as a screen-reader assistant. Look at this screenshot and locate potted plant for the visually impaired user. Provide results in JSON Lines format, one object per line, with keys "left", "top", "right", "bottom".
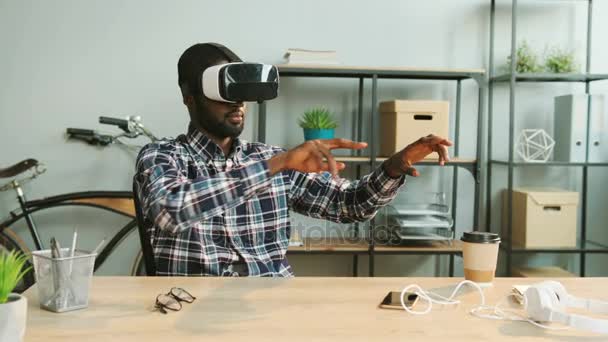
{"left": 544, "top": 47, "right": 578, "bottom": 73}
{"left": 298, "top": 108, "right": 338, "bottom": 141}
{"left": 502, "top": 41, "right": 542, "bottom": 74}
{"left": 0, "top": 250, "right": 31, "bottom": 342}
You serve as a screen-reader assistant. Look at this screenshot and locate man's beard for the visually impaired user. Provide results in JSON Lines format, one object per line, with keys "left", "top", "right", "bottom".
{"left": 194, "top": 100, "right": 244, "bottom": 139}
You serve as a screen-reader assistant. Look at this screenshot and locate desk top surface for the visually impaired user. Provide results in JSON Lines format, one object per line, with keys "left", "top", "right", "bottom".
{"left": 24, "top": 277, "right": 608, "bottom": 342}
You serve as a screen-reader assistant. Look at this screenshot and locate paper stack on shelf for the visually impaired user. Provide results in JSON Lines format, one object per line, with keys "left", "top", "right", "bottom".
{"left": 385, "top": 198, "right": 454, "bottom": 241}
{"left": 283, "top": 48, "right": 339, "bottom": 65}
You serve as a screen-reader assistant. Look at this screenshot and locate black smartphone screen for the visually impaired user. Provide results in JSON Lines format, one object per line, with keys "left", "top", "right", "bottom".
{"left": 379, "top": 291, "right": 418, "bottom": 309}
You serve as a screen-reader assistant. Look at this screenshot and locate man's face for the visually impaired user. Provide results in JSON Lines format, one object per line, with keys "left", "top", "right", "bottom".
{"left": 191, "top": 94, "right": 246, "bottom": 139}
{"left": 184, "top": 59, "right": 247, "bottom": 139}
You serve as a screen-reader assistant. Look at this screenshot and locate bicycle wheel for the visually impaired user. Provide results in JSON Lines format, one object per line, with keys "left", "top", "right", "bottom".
{"left": 0, "top": 227, "right": 36, "bottom": 293}
{"left": 16, "top": 191, "right": 138, "bottom": 274}
{"left": 131, "top": 250, "right": 148, "bottom": 276}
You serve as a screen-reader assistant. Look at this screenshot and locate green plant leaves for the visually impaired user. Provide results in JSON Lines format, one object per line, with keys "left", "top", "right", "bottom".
{"left": 502, "top": 41, "right": 578, "bottom": 74}
{"left": 0, "top": 250, "right": 31, "bottom": 303}
{"left": 298, "top": 108, "right": 338, "bottom": 129}
{"left": 545, "top": 47, "right": 577, "bottom": 73}
{"left": 504, "top": 41, "right": 542, "bottom": 73}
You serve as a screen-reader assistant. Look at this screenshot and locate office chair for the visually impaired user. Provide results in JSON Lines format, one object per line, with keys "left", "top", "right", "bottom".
{"left": 133, "top": 183, "right": 157, "bottom": 276}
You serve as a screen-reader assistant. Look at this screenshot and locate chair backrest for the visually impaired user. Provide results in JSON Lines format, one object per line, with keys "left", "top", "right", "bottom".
{"left": 132, "top": 183, "right": 157, "bottom": 276}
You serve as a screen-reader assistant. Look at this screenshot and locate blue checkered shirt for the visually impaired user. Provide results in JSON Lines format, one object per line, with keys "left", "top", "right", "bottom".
{"left": 134, "top": 129, "right": 405, "bottom": 277}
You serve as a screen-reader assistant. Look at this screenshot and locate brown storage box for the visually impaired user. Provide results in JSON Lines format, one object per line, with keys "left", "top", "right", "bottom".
{"left": 511, "top": 266, "right": 576, "bottom": 278}
{"left": 379, "top": 100, "right": 449, "bottom": 158}
{"left": 502, "top": 188, "right": 579, "bottom": 248}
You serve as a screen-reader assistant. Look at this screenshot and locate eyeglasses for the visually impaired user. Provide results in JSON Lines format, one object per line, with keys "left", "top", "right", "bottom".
{"left": 154, "top": 287, "right": 196, "bottom": 314}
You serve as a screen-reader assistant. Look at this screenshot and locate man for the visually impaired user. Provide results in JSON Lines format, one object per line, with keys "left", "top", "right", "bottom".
{"left": 134, "top": 43, "right": 452, "bottom": 277}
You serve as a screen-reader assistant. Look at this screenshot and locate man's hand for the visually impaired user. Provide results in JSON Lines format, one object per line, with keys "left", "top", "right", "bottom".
{"left": 269, "top": 139, "right": 368, "bottom": 176}
{"left": 383, "top": 134, "right": 453, "bottom": 178}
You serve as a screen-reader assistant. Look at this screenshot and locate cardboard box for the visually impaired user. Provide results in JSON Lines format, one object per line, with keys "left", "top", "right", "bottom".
{"left": 502, "top": 188, "right": 579, "bottom": 248}
{"left": 379, "top": 100, "right": 449, "bottom": 158}
{"left": 511, "top": 266, "right": 576, "bottom": 278}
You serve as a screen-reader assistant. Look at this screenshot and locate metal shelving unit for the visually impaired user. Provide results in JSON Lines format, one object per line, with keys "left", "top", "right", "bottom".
{"left": 490, "top": 160, "right": 608, "bottom": 167}
{"left": 486, "top": 0, "right": 608, "bottom": 276}
{"left": 492, "top": 73, "right": 608, "bottom": 83}
{"left": 259, "top": 64, "right": 486, "bottom": 277}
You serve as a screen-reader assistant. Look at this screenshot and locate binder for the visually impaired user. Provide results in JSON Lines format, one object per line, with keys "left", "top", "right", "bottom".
{"left": 589, "top": 95, "right": 607, "bottom": 163}
{"left": 553, "top": 94, "right": 588, "bottom": 162}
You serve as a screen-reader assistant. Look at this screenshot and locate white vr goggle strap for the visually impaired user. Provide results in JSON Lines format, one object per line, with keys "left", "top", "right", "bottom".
{"left": 202, "top": 62, "right": 279, "bottom": 103}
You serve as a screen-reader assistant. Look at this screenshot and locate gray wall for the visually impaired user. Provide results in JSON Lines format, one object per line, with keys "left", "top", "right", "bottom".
{"left": 1, "top": 0, "right": 606, "bottom": 276}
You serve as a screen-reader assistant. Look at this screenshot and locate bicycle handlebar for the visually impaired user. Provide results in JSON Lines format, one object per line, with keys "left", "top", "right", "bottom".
{"left": 66, "top": 128, "right": 95, "bottom": 136}
{"left": 66, "top": 128, "right": 113, "bottom": 146}
{"left": 99, "top": 116, "right": 130, "bottom": 132}
{"left": 66, "top": 116, "right": 158, "bottom": 149}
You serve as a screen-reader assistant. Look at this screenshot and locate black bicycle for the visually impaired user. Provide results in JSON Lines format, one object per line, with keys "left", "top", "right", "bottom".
{"left": 0, "top": 116, "right": 158, "bottom": 292}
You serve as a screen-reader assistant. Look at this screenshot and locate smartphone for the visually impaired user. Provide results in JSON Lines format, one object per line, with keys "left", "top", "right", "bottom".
{"left": 378, "top": 291, "right": 419, "bottom": 310}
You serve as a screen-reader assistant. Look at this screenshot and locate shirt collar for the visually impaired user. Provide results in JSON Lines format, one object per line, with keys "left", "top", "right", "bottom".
{"left": 186, "top": 128, "right": 243, "bottom": 161}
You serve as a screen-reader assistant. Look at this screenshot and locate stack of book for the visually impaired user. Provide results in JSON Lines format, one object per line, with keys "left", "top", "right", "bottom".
{"left": 283, "top": 48, "right": 339, "bottom": 65}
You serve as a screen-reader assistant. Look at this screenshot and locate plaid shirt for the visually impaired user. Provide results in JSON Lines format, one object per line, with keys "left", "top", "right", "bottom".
{"left": 134, "top": 129, "right": 405, "bottom": 277}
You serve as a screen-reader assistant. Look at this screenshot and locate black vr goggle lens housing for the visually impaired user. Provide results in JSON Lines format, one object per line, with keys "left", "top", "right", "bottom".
{"left": 202, "top": 62, "right": 279, "bottom": 103}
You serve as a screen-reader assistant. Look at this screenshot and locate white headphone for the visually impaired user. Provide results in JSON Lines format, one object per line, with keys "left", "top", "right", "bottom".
{"left": 524, "top": 280, "right": 608, "bottom": 334}
{"left": 401, "top": 280, "right": 608, "bottom": 334}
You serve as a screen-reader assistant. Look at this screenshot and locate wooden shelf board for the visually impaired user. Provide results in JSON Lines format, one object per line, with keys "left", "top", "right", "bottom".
{"left": 287, "top": 238, "right": 463, "bottom": 254}
{"left": 335, "top": 156, "right": 476, "bottom": 165}
{"left": 288, "top": 238, "right": 368, "bottom": 253}
{"left": 374, "top": 240, "right": 463, "bottom": 253}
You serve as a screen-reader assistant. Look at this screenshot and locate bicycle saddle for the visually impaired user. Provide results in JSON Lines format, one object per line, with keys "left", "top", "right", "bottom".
{"left": 0, "top": 159, "right": 39, "bottom": 178}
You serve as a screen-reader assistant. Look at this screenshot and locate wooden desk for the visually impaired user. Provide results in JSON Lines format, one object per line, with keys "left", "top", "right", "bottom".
{"left": 24, "top": 277, "right": 608, "bottom": 342}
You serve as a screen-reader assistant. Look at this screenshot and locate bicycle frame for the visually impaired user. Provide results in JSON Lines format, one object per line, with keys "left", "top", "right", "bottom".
{"left": 0, "top": 186, "right": 138, "bottom": 272}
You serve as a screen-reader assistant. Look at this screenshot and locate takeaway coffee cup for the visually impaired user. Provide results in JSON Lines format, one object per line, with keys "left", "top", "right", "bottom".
{"left": 461, "top": 232, "right": 500, "bottom": 284}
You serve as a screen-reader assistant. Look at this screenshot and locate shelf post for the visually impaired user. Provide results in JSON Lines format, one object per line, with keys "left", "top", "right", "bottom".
{"left": 452, "top": 80, "right": 462, "bottom": 255}
{"left": 369, "top": 74, "right": 378, "bottom": 277}
{"left": 506, "top": 0, "right": 519, "bottom": 276}
{"left": 581, "top": 0, "right": 593, "bottom": 277}
{"left": 586, "top": 0, "right": 593, "bottom": 80}
{"left": 474, "top": 78, "right": 485, "bottom": 232}
{"left": 353, "top": 77, "right": 365, "bottom": 277}
{"left": 258, "top": 102, "right": 267, "bottom": 143}
{"left": 357, "top": 78, "right": 364, "bottom": 156}
{"left": 449, "top": 254, "right": 455, "bottom": 277}
{"left": 486, "top": 0, "right": 496, "bottom": 235}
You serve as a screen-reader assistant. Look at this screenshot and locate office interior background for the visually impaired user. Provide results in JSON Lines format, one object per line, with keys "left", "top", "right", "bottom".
{"left": 1, "top": 0, "right": 607, "bottom": 277}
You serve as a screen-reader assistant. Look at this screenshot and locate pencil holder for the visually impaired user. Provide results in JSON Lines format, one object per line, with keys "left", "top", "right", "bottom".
{"left": 31, "top": 249, "right": 96, "bottom": 313}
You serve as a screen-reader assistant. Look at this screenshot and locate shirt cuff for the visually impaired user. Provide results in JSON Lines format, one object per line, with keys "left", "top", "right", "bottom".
{"left": 369, "top": 164, "right": 406, "bottom": 195}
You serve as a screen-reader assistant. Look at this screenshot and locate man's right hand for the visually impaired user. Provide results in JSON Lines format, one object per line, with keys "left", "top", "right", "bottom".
{"left": 268, "top": 139, "right": 368, "bottom": 177}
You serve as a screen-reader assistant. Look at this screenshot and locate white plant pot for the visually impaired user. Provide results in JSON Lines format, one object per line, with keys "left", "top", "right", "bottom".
{"left": 0, "top": 293, "right": 27, "bottom": 342}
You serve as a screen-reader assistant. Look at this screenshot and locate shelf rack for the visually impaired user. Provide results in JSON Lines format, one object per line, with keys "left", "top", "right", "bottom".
{"left": 258, "top": 64, "right": 485, "bottom": 277}
{"left": 486, "top": 0, "right": 608, "bottom": 276}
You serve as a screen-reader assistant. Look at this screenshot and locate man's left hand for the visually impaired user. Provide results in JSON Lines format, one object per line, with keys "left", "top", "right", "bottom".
{"left": 383, "top": 134, "right": 453, "bottom": 178}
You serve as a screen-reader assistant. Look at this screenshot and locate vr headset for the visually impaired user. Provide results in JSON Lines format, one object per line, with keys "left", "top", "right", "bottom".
{"left": 524, "top": 281, "right": 608, "bottom": 334}
{"left": 202, "top": 62, "right": 279, "bottom": 103}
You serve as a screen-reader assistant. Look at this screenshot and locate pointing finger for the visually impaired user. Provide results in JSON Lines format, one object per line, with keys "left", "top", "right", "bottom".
{"left": 323, "top": 138, "right": 368, "bottom": 150}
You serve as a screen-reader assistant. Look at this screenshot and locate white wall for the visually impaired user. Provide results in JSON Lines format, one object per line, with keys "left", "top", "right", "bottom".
{"left": 1, "top": 0, "right": 606, "bottom": 276}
